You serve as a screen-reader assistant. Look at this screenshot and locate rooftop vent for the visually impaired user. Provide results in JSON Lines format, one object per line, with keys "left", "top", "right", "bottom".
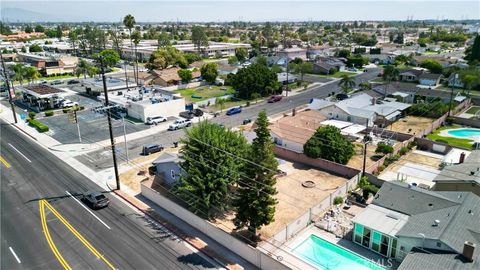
{"left": 433, "top": 220, "right": 440, "bottom": 227}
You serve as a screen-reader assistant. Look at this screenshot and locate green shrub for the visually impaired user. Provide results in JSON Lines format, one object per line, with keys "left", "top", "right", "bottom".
{"left": 27, "top": 119, "right": 49, "bottom": 132}
{"left": 62, "top": 108, "right": 71, "bottom": 113}
{"left": 28, "top": 111, "right": 36, "bottom": 119}
{"left": 375, "top": 142, "right": 394, "bottom": 155}
{"left": 78, "top": 106, "right": 85, "bottom": 111}
{"left": 407, "top": 141, "right": 417, "bottom": 150}
{"left": 333, "top": 196, "right": 344, "bottom": 205}
{"left": 44, "top": 110, "right": 54, "bottom": 117}
{"left": 399, "top": 147, "right": 409, "bottom": 156}
{"left": 358, "top": 176, "right": 370, "bottom": 189}
{"left": 378, "top": 165, "right": 386, "bottom": 172}
{"left": 246, "top": 101, "right": 250, "bottom": 107}
{"left": 362, "top": 184, "right": 379, "bottom": 200}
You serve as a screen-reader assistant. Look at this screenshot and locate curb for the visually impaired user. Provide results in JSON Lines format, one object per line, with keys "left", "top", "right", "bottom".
{"left": 12, "top": 123, "right": 38, "bottom": 141}
{"left": 105, "top": 181, "right": 231, "bottom": 269}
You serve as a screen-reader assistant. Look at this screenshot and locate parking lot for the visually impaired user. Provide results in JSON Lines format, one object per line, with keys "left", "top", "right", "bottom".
{"left": 40, "top": 109, "right": 150, "bottom": 144}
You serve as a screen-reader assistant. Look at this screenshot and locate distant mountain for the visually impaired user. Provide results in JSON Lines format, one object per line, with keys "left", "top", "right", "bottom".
{"left": 1, "top": 8, "right": 60, "bottom": 22}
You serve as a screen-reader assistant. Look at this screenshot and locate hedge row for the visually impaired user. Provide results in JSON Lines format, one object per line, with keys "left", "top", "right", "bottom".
{"left": 44, "top": 110, "right": 54, "bottom": 117}
{"left": 27, "top": 118, "right": 49, "bottom": 133}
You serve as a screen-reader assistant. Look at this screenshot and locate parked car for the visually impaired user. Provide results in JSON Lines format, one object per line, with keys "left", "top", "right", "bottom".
{"left": 61, "top": 100, "right": 79, "bottom": 108}
{"left": 39, "top": 80, "right": 48, "bottom": 85}
{"left": 347, "top": 68, "right": 358, "bottom": 72}
{"left": 82, "top": 191, "right": 110, "bottom": 209}
{"left": 50, "top": 80, "right": 63, "bottom": 85}
{"left": 242, "top": 118, "right": 252, "bottom": 125}
{"left": 268, "top": 95, "right": 282, "bottom": 103}
{"left": 145, "top": 115, "right": 167, "bottom": 125}
{"left": 179, "top": 111, "right": 194, "bottom": 120}
{"left": 67, "top": 79, "right": 80, "bottom": 85}
{"left": 142, "top": 144, "right": 164, "bottom": 155}
{"left": 192, "top": 108, "right": 204, "bottom": 117}
{"left": 336, "top": 93, "right": 349, "bottom": 101}
{"left": 226, "top": 107, "right": 242, "bottom": 116}
{"left": 168, "top": 119, "right": 192, "bottom": 130}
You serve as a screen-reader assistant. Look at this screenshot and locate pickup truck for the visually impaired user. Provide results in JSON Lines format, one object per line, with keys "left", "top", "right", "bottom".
{"left": 168, "top": 119, "right": 192, "bottom": 130}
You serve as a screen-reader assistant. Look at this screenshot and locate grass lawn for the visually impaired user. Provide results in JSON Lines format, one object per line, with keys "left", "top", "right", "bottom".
{"left": 426, "top": 125, "right": 474, "bottom": 150}
{"left": 466, "top": 106, "right": 480, "bottom": 114}
{"left": 423, "top": 51, "right": 441, "bottom": 55}
{"left": 210, "top": 99, "right": 247, "bottom": 111}
{"left": 175, "top": 85, "right": 235, "bottom": 103}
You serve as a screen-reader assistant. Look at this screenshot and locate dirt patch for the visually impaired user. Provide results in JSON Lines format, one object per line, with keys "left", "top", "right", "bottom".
{"left": 387, "top": 151, "right": 442, "bottom": 173}
{"left": 347, "top": 143, "right": 377, "bottom": 170}
{"left": 258, "top": 161, "right": 347, "bottom": 239}
{"left": 388, "top": 116, "right": 435, "bottom": 135}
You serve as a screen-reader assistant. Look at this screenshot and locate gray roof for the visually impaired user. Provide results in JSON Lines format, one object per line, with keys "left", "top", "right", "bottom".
{"left": 419, "top": 73, "right": 443, "bottom": 80}
{"left": 152, "top": 152, "right": 180, "bottom": 165}
{"left": 433, "top": 150, "right": 480, "bottom": 184}
{"left": 373, "top": 181, "right": 480, "bottom": 258}
{"left": 398, "top": 248, "right": 480, "bottom": 270}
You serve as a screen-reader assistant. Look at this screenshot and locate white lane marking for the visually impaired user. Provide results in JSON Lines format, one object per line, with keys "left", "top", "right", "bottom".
{"left": 9, "top": 247, "right": 21, "bottom": 264}
{"left": 65, "top": 191, "right": 111, "bottom": 230}
{"left": 8, "top": 143, "right": 32, "bottom": 163}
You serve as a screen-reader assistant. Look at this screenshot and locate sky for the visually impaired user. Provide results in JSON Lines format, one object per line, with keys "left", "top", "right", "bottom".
{"left": 1, "top": 0, "right": 479, "bottom": 22}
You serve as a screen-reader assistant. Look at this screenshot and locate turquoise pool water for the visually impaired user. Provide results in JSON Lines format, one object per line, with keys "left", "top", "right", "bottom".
{"left": 447, "top": 128, "right": 480, "bottom": 138}
{"left": 293, "top": 235, "right": 386, "bottom": 270}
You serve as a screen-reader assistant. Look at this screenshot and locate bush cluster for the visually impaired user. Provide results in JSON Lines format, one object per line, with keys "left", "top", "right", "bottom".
{"left": 44, "top": 110, "right": 54, "bottom": 117}
{"left": 27, "top": 119, "right": 49, "bottom": 132}
{"left": 28, "top": 111, "right": 36, "bottom": 119}
{"left": 362, "top": 185, "right": 379, "bottom": 200}
{"left": 333, "top": 196, "right": 344, "bottom": 205}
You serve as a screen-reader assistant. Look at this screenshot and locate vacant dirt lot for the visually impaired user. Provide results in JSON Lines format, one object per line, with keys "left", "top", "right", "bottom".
{"left": 388, "top": 116, "right": 435, "bottom": 135}
{"left": 258, "top": 160, "right": 347, "bottom": 238}
{"left": 387, "top": 151, "right": 442, "bottom": 173}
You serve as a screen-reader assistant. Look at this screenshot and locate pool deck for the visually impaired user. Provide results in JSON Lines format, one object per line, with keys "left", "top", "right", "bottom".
{"left": 284, "top": 225, "right": 400, "bottom": 269}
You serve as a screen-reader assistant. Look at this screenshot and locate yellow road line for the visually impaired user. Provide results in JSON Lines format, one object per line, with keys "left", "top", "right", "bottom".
{"left": 42, "top": 200, "right": 116, "bottom": 270}
{"left": 0, "top": 156, "right": 11, "bottom": 168}
{"left": 39, "top": 201, "right": 72, "bottom": 270}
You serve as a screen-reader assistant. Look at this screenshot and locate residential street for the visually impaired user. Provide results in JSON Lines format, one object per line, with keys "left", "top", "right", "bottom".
{"left": 0, "top": 121, "right": 219, "bottom": 270}
{"left": 77, "top": 68, "right": 380, "bottom": 171}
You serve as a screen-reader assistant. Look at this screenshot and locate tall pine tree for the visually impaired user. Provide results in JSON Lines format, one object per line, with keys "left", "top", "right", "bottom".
{"left": 234, "top": 110, "right": 278, "bottom": 239}
{"left": 175, "top": 121, "right": 249, "bottom": 219}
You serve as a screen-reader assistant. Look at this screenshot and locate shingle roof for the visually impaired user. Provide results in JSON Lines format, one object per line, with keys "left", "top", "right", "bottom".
{"left": 152, "top": 152, "right": 180, "bottom": 164}
{"left": 398, "top": 248, "right": 480, "bottom": 270}
{"left": 269, "top": 110, "right": 326, "bottom": 144}
{"left": 373, "top": 181, "right": 480, "bottom": 258}
{"left": 433, "top": 150, "right": 480, "bottom": 184}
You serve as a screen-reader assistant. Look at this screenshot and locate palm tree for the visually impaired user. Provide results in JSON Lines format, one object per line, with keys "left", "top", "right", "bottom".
{"left": 10, "top": 63, "right": 26, "bottom": 85}
{"left": 383, "top": 65, "right": 400, "bottom": 82}
{"left": 131, "top": 30, "right": 142, "bottom": 86}
{"left": 338, "top": 74, "right": 356, "bottom": 92}
{"left": 23, "top": 67, "right": 40, "bottom": 85}
{"left": 75, "top": 59, "right": 91, "bottom": 79}
{"left": 123, "top": 14, "right": 136, "bottom": 84}
{"left": 359, "top": 81, "right": 372, "bottom": 91}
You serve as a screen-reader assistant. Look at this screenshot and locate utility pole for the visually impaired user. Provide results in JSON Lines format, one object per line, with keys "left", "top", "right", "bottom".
{"left": 100, "top": 61, "right": 121, "bottom": 190}
{"left": 447, "top": 73, "right": 458, "bottom": 118}
{"left": 285, "top": 59, "right": 289, "bottom": 97}
{"left": 0, "top": 53, "right": 18, "bottom": 123}
{"left": 362, "top": 119, "right": 370, "bottom": 177}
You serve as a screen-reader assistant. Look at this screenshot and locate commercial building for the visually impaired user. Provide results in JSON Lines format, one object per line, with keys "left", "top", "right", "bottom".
{"left": 17, "top": 52, "right": 78, "bottom": 75}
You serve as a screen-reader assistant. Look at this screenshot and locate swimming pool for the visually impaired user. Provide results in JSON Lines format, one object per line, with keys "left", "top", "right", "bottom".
{"left": 293, "top": 235, "right": 386, "bottom": 270}
{"left": 447, "top": 128, "right": 480, "bottom": 138}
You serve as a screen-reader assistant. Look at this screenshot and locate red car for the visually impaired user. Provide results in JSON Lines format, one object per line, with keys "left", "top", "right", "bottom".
{"left": 268, "top": 95, "right": 283, "bottom": 103}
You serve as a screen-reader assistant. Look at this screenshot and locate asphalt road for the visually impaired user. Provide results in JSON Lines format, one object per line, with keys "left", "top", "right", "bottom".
{"left": 77, "top": 68, "right": 380, "bottom": 171}
{"left": 0, "top": 121, "right": 220, "bottom": 270}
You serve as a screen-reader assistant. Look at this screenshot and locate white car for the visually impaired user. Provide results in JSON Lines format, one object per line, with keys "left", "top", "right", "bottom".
{"left": 61, "top": 100, "right": 79, "bottom": 108}
{"left": 145, "top": 115, "right": 167, "bottom": 125}
{"left": 168, "top": 119, "right": 192, "bottom": 130}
